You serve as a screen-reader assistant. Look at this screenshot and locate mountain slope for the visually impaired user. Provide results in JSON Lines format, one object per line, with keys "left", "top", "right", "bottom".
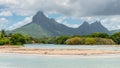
{"left": 90, "top": 21, "right": 110, "bottom": 34}
{"left": 77, "top": 21, "right": 91, "bottom": 35}
{"left": 12, "top": 23, "right": 53, "bottom": 37}
{"left": 11, "top": 11, "right": 110, "bottom": 37}
{"left": 77, "top": 21, "right": 110, "bottom": 35}
{"left": 11, "top": 11, "right": 75, "bottom": 37}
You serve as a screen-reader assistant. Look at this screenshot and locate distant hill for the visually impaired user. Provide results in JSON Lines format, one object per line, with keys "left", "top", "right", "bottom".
{"left": 10, "top": 11, "right": 110, "bottom": 37}
{"left": 77, "top": 21, "right": 110, "bottom": 35}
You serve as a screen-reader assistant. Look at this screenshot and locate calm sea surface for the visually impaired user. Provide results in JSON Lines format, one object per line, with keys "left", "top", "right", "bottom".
{"left": 0, "top": 53, "right": 120, "bottom": 68}
{"left": 0, "top": 44, "right": 120, "bottom": 68}
{"left": 24, "top": 44, "right": 120, "bottom": 50}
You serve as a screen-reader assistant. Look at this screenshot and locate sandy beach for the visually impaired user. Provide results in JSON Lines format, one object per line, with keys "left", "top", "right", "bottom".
{"left": 0, "top": 46, "right": 120, "bottom": 55}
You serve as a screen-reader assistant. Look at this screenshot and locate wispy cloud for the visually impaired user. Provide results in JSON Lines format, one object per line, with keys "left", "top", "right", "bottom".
{"left": 0, "top": 10, "right": 13, "bottom": 16}
{"left": 0, "top": 18, "right": 8, "bottom": 23}
{"left": 8, "top": 16, "right": 32, "bottom": 30}
{"left": 0, "top": 18, "right": 8, "bottom": 30}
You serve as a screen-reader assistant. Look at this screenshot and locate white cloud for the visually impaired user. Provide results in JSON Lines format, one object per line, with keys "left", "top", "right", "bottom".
{"left": 1, "top": 0, "right": 120, "bottom": 30}
{"left": 1, "top": 0, "right": 120, "bottom": 17}
{"left": 0, "top": 18, "right": 8, "bottom": 23}
{"left": 8, "top": 16, "right": 32, "bottom": 30}
{"left": 79, "top": 15, "right": 120, "bottom": 30}
{"left": 55, "top": 16, "right": 79, "bottom": 28}
{"left": 0, "top": 11, "right": 13, "bottom": 16}
{"left": 0, "top": 0, "right": 120, "bottom": 17}
{"left": 63, "top": 21, "right": 79, "bottom": 28}
{"left": 80, "top": 17, "right": 101, "bottom": 23}
{"left": 0, "top": 18, "right": 8, "bottom": 30}
{"left": 101, "top": 16, "right": 120, "bottom": 30}
{"left": 55, "top": 16, "right": 67, "bottom": 23}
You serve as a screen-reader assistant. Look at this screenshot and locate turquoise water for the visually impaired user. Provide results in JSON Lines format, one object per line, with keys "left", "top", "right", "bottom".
{"left": 1, "top": 44, "right": 120, "bottom": 68}
{"left": 0, "top": 54, "right": 120, "bottom": 68}
{"left": 24, "top": 44, "right": 120, "bottom": 50}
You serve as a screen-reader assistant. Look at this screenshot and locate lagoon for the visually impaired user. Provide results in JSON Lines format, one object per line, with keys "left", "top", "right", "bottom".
{"left": 1, "top": 44, "right": 120, "bottom": 68}
{"left": 0, "top": 53, "right": 120, "bottom": 68}
{"left": 24, "top": 44, "right": 120, "bottom": 50}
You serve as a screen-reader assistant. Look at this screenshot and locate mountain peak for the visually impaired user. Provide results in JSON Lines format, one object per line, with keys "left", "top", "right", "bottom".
{"left": 79, "top": 21, "right": 89, "bottom": 28}
{"left": 32, "top": 11, "right": 47, "bottom": 23}
{"left": 90, "top": 21, "right": 109, "bottom": 33}
{"left": 83, "top": 21, "right": 89, "bottom": 25}
{"left": 91, "top": 21, "right": 101, "bottom": 25}
{"left": 12, "top": 11, "right": 110, "bottom": 37}
{"left": 36, "top": 11, "right": 44, "bottom": 16}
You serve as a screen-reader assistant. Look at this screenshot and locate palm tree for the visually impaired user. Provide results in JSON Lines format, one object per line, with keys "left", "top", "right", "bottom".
{"left": 1, "top": 29, "right": 6, "bottom": 38}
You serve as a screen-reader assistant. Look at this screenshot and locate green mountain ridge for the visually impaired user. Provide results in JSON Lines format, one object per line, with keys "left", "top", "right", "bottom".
{"left": 12, "top": 23, "right": 53, "bottom": 37}
{"left": 10, "top": 11, "right": 110, "bottom": 38}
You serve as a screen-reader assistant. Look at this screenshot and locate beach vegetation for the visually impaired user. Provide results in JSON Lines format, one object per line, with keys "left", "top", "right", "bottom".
{"left": 65, "top": 37, "right": 83, "bottom": 45}
{"left": 10, "top": 33, "right": 26, "bottom": 45}
{"left": 110, "top": 32, "right": 120, "bottom": 44}
{"left": 89, "top": 32, "right": 109, "bottom": 38}
{"left": 84, "top": 38, "right": 96, "bottom": 45}
{"left": 55, "top": 36, "right": 70, "bottom": 44}
{"left": 0, "top": 29, "right": 118, "bottom": 45}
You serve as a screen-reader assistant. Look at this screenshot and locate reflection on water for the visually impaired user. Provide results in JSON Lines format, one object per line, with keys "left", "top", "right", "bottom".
{"left": 0, "top": 54, "right": 120, "bottom": 68}
{"left": 24, "top": 44, "right": 120, "bottom": 50}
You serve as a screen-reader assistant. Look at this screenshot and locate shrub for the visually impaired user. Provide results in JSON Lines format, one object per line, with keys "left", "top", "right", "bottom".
{"left": 0, "top": 38, "right": 10, "bottom": 45}
{"left": 10, "top": 33, "right": 26, "bottom": 45}
{"left": 0, "top": 39, "right": 5, "bottom": 45}
{"left": 110, "top": 32, "right": 120, "bottom": 44}
{"left": 65, "top": 37, "right": 83, "bottom": 45}
{"left": 90, "top": 32, "right": 109, "bottom": 38}
{"left": 84, "top": 38, "right": 96, "bottom": 45}
{"left": 55, "top": 36, "right": 70, "bottom": 44}
{"left": 96, "top": 38, "right": 115, "bottom": 45}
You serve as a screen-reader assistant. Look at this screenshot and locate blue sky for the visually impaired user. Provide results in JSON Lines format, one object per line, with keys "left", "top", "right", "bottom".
{"left": 1, "top": 0, "right": 120, "bottom": 31}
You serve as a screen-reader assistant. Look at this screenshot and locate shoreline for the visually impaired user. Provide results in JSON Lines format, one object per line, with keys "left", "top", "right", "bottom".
{"left": 0, "top": 46, "right": 120, "bottom": 56}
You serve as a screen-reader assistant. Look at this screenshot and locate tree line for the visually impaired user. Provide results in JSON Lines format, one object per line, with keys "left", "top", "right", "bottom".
{"left": 0, "top": 29, "right": 32, "bottom": 45}
{"left": 35, "top": 32, "right": 120, "bottom": 45}
{"left": 1, "top": 29, "right": 120, "bottom": 45}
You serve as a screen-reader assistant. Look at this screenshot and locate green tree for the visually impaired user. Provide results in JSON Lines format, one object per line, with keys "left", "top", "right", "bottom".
{"left": 45, "top": 37, "right": 56, "bottom": 44}
{"left": 55, "top": 36, "right": 70, "bottom": 44}
{"left": 110, "top": 32, "right": 120, "bottom": 44}
{"left": 24, "top": 34, "right": 31, "bottom": 43}
{"left": 10, "top": 33, "right": 26, "bottom": 45}
{"left": 0, "top": 38, "right": 10, "bottom": 45}
{"left": 90, "top": 32, "right": 109, "bottom": 38}
{"left": 0, "top": 29, "right": 6, "bottom": 38}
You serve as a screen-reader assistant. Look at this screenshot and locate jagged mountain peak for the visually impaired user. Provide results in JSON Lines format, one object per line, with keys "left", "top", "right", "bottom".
{"left": 35, "top": 11, "right": 46, "bottom": 18}
{"left": 83, "top": 21, "right": 89, "bottom": 25}
{"left": 11, "top": 11, "right": 110, "bottom": 37}
{"left": 77, "top": 21, "right": 109, "bottom": 35}
{"left": 78, "top": 21, "right": 89, "bottom": 28}
{"left": 36, "top": 11, "right": 44, "bottom": 15}
{"left": 84, "top": 21, "right": 89, "bottom": 23}
{"left": 91, "top": 21, "right": 105, "bottom": 28}
{"left": 32, "top": 11, "right": 48, "bottom": 23}
{"left": 91, "top": 21, "right": 102, "bottom": 25}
